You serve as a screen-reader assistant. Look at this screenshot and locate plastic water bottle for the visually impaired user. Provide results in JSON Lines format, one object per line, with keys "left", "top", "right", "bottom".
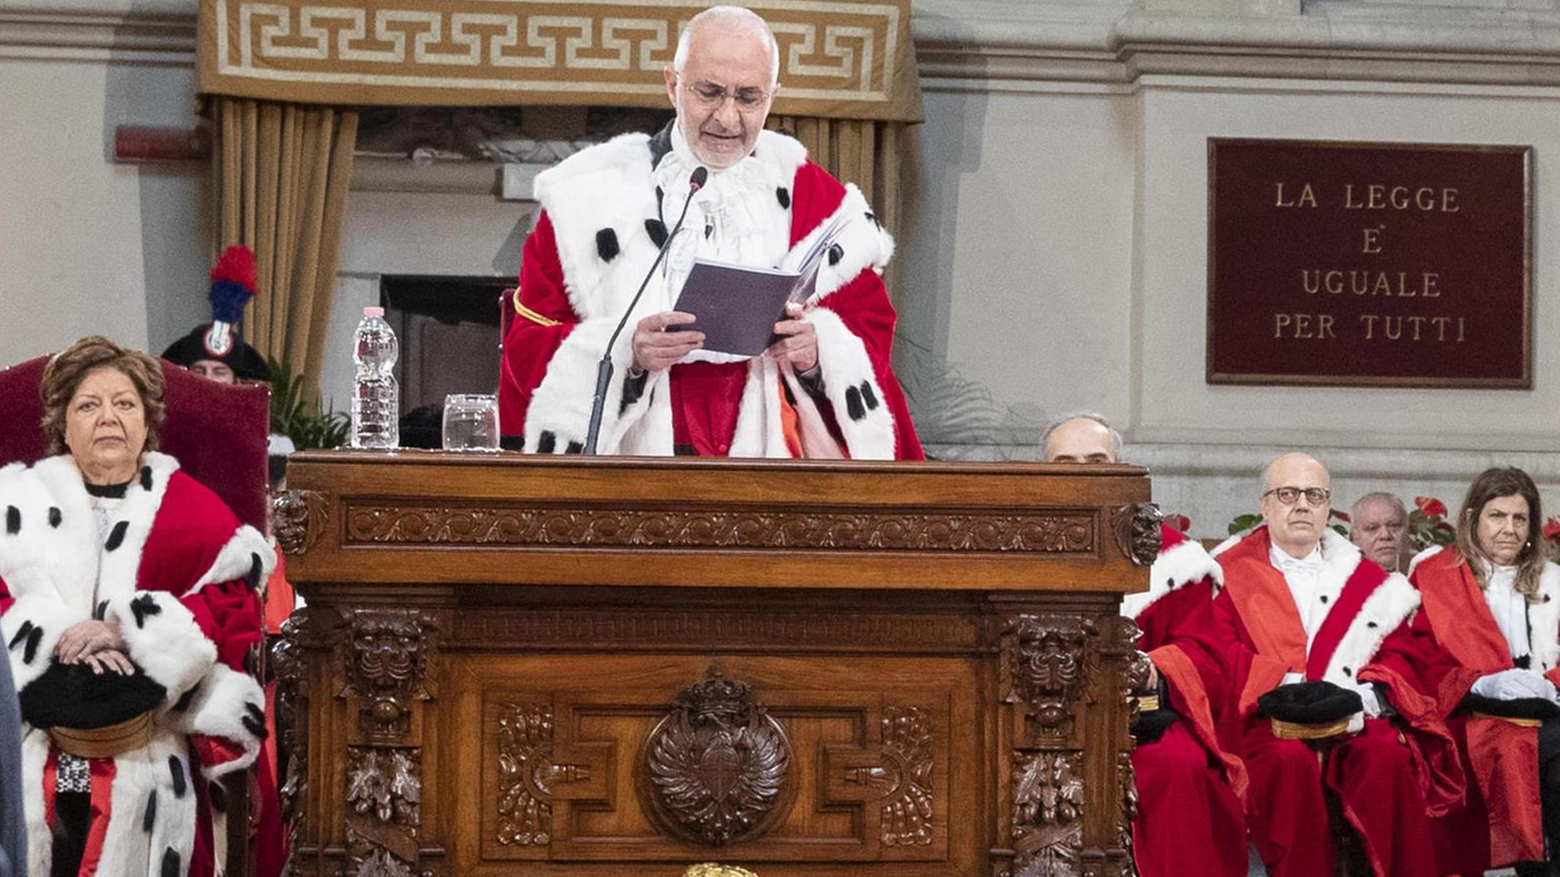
{"left": 350, "top": 306, "right": 400, "bottom": 449}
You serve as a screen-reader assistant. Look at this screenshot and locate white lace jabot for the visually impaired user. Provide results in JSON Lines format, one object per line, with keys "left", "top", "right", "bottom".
{"left": 650, "top": 122, "right": 790, "bottom": 365}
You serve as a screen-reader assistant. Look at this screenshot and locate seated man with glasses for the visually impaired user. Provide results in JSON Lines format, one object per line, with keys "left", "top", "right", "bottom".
{"left": 498, "top": 4, "right": 921, "bottom": 459}
{"left": 1210, "top": 452, "right": 1464, "bottom": 877}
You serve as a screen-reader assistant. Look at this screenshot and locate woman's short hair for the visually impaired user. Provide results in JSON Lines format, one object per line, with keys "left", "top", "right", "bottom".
{"left": 1455, "top": 466, "right": 1547, "bottom": 598}
{"left": 39, "top": 336, "right": 166, "bottom": 456}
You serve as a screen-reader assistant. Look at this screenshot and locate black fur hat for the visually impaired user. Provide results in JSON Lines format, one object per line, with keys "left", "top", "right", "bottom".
{"left": 1462, "top": 692, "right": 1560, "bottom": 721}
{"left": 19, "top": 660, "right": 167, "bottom": 729}
{"left": 1259, "top": 680, "right": 1363, "bottom": 723}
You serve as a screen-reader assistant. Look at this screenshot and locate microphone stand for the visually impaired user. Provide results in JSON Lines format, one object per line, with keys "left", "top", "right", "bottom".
{"left": 582, "top": 166, "right": 707, "bottom": 455}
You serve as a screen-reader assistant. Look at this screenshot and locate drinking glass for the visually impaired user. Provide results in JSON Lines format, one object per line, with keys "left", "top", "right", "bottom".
{"left": 442, "top": 394, "right": 500, "bottom": 451}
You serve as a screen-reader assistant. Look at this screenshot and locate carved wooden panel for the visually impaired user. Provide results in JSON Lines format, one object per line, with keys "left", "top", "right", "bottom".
{"left": 995, "top": 609, "right": 1137, "bottom": 877}
{"left": 346, "top": 505, "right": 1095, "bottom": 553}
{"left": 1010, "top": 750, "right": 1085, "bottom": 876}
{"left": 469, "top": 657, "right": 959, "bottom": 868}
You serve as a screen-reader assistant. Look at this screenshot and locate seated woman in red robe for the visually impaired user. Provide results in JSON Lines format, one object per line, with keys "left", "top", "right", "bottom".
{"left": 0, "top": 336, "right": 271, "bottom": 877}
{"left": 1385, "top": 467, "right": 1560, "bottom": 876}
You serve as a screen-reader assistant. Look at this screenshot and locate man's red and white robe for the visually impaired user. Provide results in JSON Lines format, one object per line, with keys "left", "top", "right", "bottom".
{"left": 1211, "top": 526, "right": 1464, "bottom": 877}
{"left": 498, "top": 124, "right": 922, "bottom": 460}
{"left": 0, "top": 453, "right": 271, "bottom": 877}
{"left": 1125, "top": 525, "right": 1248, "bottom": 877}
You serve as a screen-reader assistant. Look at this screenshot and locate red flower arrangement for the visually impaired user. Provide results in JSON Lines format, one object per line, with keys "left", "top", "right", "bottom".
{"left": 1543, "top": 517, "right": 1560, "bottom": 542}
{"left": 1407, "top": 496, "right": 1456, "bottom": 552}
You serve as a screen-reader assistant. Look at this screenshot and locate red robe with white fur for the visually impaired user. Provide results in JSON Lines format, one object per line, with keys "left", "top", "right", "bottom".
{"left": 1126, "top": 525, "right": 1247, "bottom": 877}
{"left": 1376, "top": 545, "right": 1560, "bottom": 871}
{"left": 0, "top": 453, "right": 271, "bottom": 877}
{"left": 499, "top": 127, "right": 922, "bottom": 459}
{"left": 1211, "top": 526, "right": 1464, "bottom": 877}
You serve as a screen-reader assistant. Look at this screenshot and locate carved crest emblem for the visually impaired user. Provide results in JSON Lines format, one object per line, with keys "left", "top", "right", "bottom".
{"left": 640, "top": 670, "right": 792, "bottom": 846}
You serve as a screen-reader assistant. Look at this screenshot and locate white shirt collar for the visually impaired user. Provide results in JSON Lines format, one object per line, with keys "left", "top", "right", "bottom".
{"left": 1482, "top": 560, "right": 1531, "bottom": 660}
{"left": 1270, "top": 542, "right": 1324, "bottom": 575}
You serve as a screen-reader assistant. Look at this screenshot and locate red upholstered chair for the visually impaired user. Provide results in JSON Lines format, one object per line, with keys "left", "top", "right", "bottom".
{"left": 0, "top": 351, "right": 270, "bottom": 877}
{"left": 0, "top": 354, "right": 271, "bottom": 530}
{"left": 499, "top": 286, "right": 517, "bottom": 341}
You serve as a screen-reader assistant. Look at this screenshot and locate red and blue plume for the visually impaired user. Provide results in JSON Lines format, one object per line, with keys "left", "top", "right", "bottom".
{"left": 208, "top": 245, "right": 257, "bottom": 325}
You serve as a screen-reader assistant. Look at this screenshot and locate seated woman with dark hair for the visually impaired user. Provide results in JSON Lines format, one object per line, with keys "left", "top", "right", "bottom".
{"left": 1372, "top": 466, "right": 1560, "bottom": 876}
{"left": 0, "top": 336, "right": 271, "bottom": 877}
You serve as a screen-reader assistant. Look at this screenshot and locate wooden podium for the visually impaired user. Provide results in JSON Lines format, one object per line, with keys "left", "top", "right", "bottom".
{"left": 272, "top": 452, "right": 1160, "bottom": 877}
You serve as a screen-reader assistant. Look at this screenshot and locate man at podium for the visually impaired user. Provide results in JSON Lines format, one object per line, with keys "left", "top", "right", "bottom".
{"left": 498, "top": 5, "right": 921, "bottom": 460}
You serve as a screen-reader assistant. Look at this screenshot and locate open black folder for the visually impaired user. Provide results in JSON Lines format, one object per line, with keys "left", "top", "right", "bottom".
{"left": 671, "top": 215, "right": 844, "bottom": 357}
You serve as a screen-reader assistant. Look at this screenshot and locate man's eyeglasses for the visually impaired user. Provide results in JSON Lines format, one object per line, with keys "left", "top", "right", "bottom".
{"left": 1263, "top": 486, "right": 1331, "bottom": 506}
{"left": 682, "top": 79, "right": 770, "bottom": 111}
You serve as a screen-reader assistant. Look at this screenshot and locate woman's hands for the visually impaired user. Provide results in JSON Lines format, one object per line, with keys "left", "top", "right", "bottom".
{"left": 55, "top": 619, "right": 132, "bottom": 675}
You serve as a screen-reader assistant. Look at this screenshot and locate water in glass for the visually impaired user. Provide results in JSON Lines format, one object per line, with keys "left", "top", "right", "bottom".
{"left": 442, "top": 394, "right": 500, "bottom": 451}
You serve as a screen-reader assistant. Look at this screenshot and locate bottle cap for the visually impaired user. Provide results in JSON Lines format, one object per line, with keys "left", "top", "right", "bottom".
{"left": 363, "top": 306, "right": 385, "bottom": 318}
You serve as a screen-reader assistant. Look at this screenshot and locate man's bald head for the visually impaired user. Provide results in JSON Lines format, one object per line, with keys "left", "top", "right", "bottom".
{"left": 1260, "top": 452, "right": 1332, "bottom": 559}
{"left": 1043, "top": 415, "right": 1121, "bottom": 464}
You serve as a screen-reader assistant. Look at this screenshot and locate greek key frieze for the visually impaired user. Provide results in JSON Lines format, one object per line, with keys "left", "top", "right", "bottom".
{"left": 213, "top": 0, "right": 898, "bottom": 103}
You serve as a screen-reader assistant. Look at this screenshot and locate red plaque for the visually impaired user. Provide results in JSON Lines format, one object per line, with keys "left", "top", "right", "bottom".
{"left": 1207, "top": 139, "right": 1531, "bottom": 387}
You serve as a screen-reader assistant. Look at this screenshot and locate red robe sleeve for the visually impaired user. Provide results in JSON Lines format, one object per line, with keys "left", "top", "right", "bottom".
{"left": 788, "top": 162, "right": 923, "bottom": 460}
{"left": 499, "top": 211, "right": 579, "bottom": 438}
{"left": 180, "top": 580, "right": 262, "bottom": 673}
{"left": 1140, "top": 578, "right": 1248, "bottom": 799}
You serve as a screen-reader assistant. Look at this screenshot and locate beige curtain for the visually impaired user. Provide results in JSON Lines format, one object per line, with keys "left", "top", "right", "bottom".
{"left": 212, "top": 98, "right": 358, "bottom": 394}
{"left": 769, "top": 116, "right": 909, "bottom": 302}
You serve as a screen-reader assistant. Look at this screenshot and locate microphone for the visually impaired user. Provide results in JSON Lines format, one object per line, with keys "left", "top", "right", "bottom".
{"left": 582, "top": 166, "right": 708, "bottom": 455}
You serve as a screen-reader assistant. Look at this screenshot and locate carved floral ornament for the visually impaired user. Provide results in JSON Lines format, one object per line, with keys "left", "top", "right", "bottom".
{"left": 1011, "top": 750, "right": 1085, "bottom": 877}
{"left": 495, "top": 701, "right": 591, "bottom": 847}
{"left": 641, "top": 671, "right": 793, "bottom": 847}
{"left": 348, "top": 747, "right": 422, "bottom": 827}
{"left": 844, "top": 706, "right": 936, "bottom": 847}
{"left": 348, "top": 505, "right": 1095, "bottom": 554}
{"left": 346, "top": 746, "right": 424, "bottom": 875}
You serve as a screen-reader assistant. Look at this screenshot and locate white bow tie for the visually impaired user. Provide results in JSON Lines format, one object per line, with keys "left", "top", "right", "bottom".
{"left": 1273, "top": 549, "right": 1324, "bottom": 576}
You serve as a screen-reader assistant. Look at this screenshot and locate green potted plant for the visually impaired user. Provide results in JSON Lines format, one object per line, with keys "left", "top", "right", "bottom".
{"left": 268, "top": 356, "right": 349, "bottom": 450}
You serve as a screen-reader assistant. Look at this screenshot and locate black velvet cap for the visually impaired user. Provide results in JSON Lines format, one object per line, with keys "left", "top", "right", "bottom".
{"left": 1133, "top": 708, "right": 1178, "bottom": 744}
{"left": 1462, "top": 693, "right": 1560, "bottom": 721}
{"left": 1257, "top": 680, "right": 1363, "bottom": 725}
{"left": 19, "top": 661, "right": 167, "bottom": 729}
